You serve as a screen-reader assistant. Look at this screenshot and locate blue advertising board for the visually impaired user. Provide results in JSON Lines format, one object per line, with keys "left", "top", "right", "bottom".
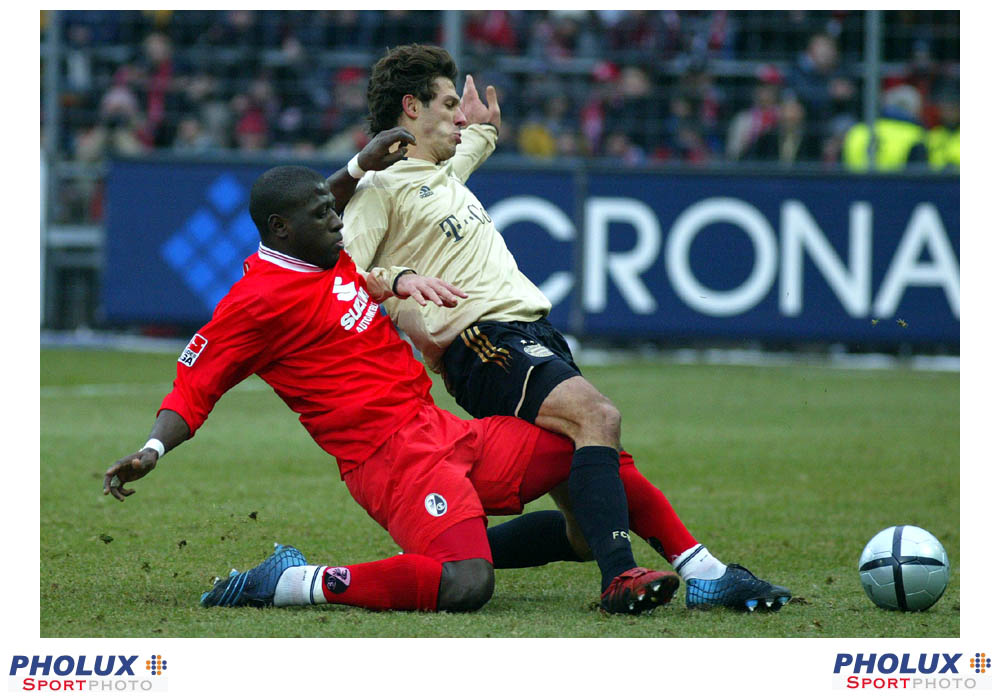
{"left": 105, "top": 159, "right": 959, "bottom": 345}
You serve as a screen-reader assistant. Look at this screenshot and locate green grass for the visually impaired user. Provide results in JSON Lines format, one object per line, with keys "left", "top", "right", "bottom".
{"left": 40, "top": 348, "right": 959, "bottom": 637}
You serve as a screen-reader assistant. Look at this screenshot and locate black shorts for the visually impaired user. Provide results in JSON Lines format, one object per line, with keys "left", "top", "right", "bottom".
{"left": 440, "top": 318, "right": 582, "bottom": 423}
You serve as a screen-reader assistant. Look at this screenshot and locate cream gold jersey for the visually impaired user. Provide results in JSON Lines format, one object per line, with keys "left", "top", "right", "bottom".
{"left": 343, "top": 124, "right": 551, "bottom": 372}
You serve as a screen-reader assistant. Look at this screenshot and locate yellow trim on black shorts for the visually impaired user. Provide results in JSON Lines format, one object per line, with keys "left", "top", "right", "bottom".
{"left": 461, "top": 326, "right": 511, "bottom": 371}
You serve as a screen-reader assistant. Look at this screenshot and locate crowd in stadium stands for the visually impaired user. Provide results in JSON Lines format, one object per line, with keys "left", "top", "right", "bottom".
{"left": 45, "top": 10, "right": 959, "bottom": 173}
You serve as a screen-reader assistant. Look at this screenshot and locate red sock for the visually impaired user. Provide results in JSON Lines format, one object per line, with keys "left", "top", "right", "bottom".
{"left": 619, "top": 451, "right": 698, "bottom": 560}
{"left": 319, "top": 554, "right": 441, "bottom": 611}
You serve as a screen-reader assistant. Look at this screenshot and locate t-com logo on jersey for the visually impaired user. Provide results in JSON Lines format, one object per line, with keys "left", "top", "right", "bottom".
{"left": 832, "top": 652, "right": 992, "bottom": 691}
{"left": 8, "top": 654, "right": 168, "bottom": 692}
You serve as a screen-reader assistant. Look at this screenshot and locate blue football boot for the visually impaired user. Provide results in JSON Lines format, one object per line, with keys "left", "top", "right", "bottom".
{"left": 200, "top": 543, "right": 307, "bottom": 608}
{"left": 685, "top": 564, "right": 791, "bottom": 612}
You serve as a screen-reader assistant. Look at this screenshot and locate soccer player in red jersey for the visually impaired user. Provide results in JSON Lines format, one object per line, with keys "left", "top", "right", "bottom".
{"left": 103, "top": 162, "right": 679, "bottom": 614}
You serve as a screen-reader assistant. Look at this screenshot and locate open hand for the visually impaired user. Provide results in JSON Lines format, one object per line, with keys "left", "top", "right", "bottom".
{"left": 460, "top": 75, "right": 501, "bottom": 130}
{"left": 395, "top": 273, "right": 468, "bottom": 307}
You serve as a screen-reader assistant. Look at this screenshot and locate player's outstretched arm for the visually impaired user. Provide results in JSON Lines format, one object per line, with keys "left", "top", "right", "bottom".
{"left": 449, "top": 75, "right": 501, "bottom": 181}
{"left": 393, "top": 271, "right": 468, "bottom": 308}
{"left": 329, "top": 127, "right": 416, "bottom": 214}
{"left": 103, "top": 409, "right": 190, "bottom": 502}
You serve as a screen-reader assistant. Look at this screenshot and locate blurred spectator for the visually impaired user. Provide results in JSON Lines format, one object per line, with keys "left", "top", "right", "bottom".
{"left": 900, "top": 39, "right": 940, "bottom": 126}
{"left": 601, "top": 11, "right": 681, "bottom": 60}
{"left": 528, "top": 11, "right": 600, "bottom": 61}
{"left": 680, "top": 10, "right": 736, "bottom": 59}
{"left": 602, "top": 130, "right": 645, "bottom": 165}
{"left": 670, "top": 122, "right": 713, "bottom": 164}
{"left": 787, "top": 33, "right": 856, "bottom": 136}
{"left": 233, "top": 111, "right": 268, "bottom": 151}
{"left": 73, "top": 115, "right": 147, "bottom": 163}
{"left": 660, "top": 90, "right": 713, "bottom": 164}
{"left": 775, "top": 96, "right": 810, "bottom": 163}
{"left": 465, "top": 11, "right": 519, "bottom": 55}
{"left": 602, "top": 66, "right": 665, "bottom": 157}
{"left": 787, "top": 33, "right": 858, "bottom": 166}
{"left": 59, "top": 9, "right": 138, "bottom": 47}
{"left": 321, "top": 119, "right": 369, "bottom": 157}
{"left": 63, "top": 21, "right": 97, "bottom": 94}
{"left": 373, "top": 10, "right": 439, "bottom": 47}
{"left": 927, "top": 86, "right": 959, "bottom": 170}
{"left": 579, "top": 61, "right": 619, "bottom": 154}
{"left": 74, "top": 68, "right": 149, "bottom": 162}
{"left": 196, "top": 10, "right": 262, "bottom": 53}
{"left": 136, "top": 32, "right": 179, "bottom": 147}
{"left": 100, "top": 68, "right": 142, "bottom": 123}
{"left": 518, "top": 123, "right": 556, "bottom": 158}
{"left": 842, "top": 84, "right": 928, "bottom": 171}
{"left": 180, "top": 71, "right": 231, "bottom": 149}
{"left": 676, "top": 59, "right": 725, "bottom": 153}
{"left": 517, "top": 92, "right": 576, "bottom": 159}
{"left": 556, "top": 129, "right": 587, "bottom": 158}
{"left": 230, "top": 75, "right": 278, "bottom": 152}
{"left": 324, "top": 11, "right": 375, "bottom": 49}
{"left": 318, "top": 67, "right": 370, "bottom": 156}
{"left": 171, "top": 116, "right": 214, "bottom": 153}
{"left": 726, "top": 66, "right": 782, "bottom": 161}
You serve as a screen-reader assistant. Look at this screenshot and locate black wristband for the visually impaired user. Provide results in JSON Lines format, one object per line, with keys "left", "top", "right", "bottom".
{"left": 392, "top": 269, "right": 417, "bottom": 295}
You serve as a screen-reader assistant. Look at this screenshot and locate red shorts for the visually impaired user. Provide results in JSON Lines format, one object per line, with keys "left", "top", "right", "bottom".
{"left": 342, "top": 402, "right": 572, "bottom": 558}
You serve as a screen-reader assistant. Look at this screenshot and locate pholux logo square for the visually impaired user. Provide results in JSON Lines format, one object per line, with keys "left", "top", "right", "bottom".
{"left": 832, "top": 652, "right": 992, "bottom": 691}
{"left": 8, "top": 654, "right": 168, "bottom": 692}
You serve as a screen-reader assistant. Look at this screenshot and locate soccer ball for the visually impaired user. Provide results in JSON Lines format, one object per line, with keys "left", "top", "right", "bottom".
{"left": 858, "top": 525, "right": 950, "bottom": 611}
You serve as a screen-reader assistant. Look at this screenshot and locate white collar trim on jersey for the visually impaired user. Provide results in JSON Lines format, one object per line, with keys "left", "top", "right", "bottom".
{"left": 257, "top": 243, "right": 323, "bottom": 273}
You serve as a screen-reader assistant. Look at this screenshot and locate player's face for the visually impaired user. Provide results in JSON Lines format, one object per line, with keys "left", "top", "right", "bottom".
{"left": 285, "top": 181, "right": 344, "bottom": 269}
{"left": 412, "top": 77, "right": 467, "bottom": 163}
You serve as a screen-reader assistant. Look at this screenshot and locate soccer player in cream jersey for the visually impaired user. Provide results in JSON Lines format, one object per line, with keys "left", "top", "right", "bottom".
{"left": 338, "top": 43, "right": 791, "bottom": 611}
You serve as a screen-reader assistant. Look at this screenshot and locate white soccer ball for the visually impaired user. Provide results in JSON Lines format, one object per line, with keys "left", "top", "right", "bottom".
{"left": 858, "top": 525, "right": 950, "bottom": 611}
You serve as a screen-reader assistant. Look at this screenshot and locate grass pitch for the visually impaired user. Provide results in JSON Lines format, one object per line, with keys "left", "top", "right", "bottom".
{"left": 40, "top": 348, "right": 959, "bottom": 638}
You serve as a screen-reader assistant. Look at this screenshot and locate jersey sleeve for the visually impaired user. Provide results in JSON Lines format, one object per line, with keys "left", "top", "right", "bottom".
{"left": 158, "top": 292, "right": 272, "bottom": 437}
{"left": 342, "top": 179, "right": 392, "bottom": 272}
{"left": 445, "top": 124, "right": 498, "bottom": 183}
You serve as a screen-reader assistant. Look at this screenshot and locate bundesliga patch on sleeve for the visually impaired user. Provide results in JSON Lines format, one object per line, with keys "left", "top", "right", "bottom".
{"left": 178, "top": 333, "right": 208, "bottom": 367}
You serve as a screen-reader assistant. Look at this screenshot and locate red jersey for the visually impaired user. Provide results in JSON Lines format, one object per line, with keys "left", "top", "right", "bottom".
{"left": 159, "top": 244, "right": 434, "bottom": 470}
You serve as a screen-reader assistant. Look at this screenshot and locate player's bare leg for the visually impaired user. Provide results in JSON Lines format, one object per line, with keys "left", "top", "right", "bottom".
{"left": 533, "top": 375, "right": 621, "bottom": 449}
{"left": 492, "top": 380, "right": 791, "bottom": 612}
{"left": 532, "top": 375, "right": 679, "bottom": 612}
{"left": 437, "top": 559, "right": 494, "bottom": 612}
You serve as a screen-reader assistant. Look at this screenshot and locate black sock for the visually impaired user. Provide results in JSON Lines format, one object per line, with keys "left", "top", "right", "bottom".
{"left": 487, "top": 510, "right": 584, "bottom": 568}
{"left": 567, "top": 445, "right": 637, "bottom": 591}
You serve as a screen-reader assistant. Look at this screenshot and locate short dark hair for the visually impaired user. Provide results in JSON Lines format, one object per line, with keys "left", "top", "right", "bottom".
{"left": 249, "top": 165, "right": 324, "bottom": 239}
{"left": 367, "top": 44, "right": 458, "bottom": 135}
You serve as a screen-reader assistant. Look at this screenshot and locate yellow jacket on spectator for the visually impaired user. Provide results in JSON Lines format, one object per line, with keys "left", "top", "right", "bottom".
{"left": 843, "top": 116, "right": 928, "bottom": 172}
{"left": 927, "top": 126, "right": 960, "bottom": 170}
